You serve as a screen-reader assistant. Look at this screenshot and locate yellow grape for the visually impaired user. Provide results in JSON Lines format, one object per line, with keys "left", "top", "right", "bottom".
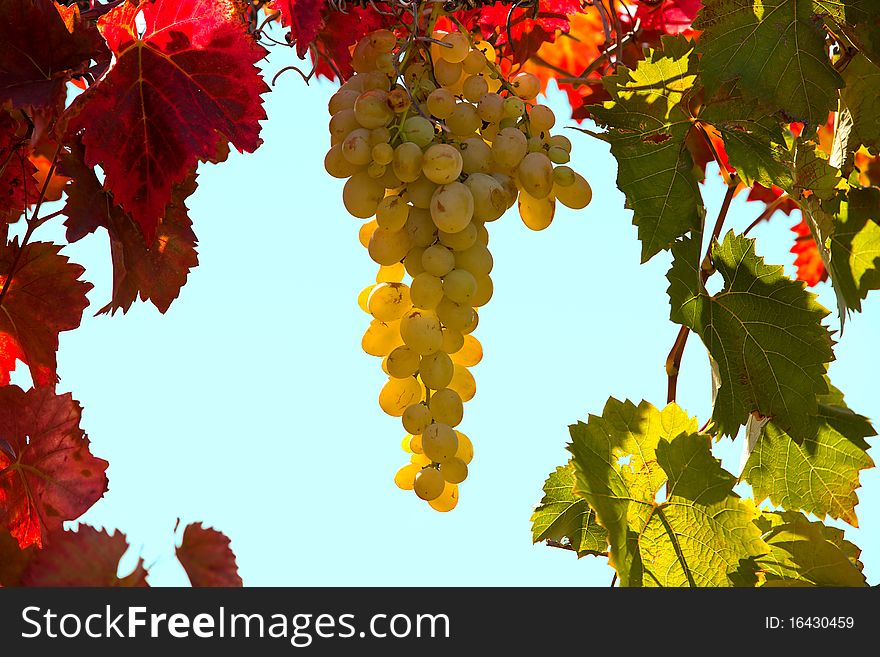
{"left": 433, "top": 58, "right": 462, "bottom": 87}
{"left": 405, "top": 207, "right": 438, "bottom": 247}
{"left": 501, "top": 96, "right": 525, "bottom": 119}
{"left": 422, "top": 144, "right": 463, "bottom": 185}
{"left": 427, "top": 88, "right": 456, "bottom": 119}
{"left": 462, "top": 48, "right": 486, "bottom": 74}
{"left": 402, "top": 403, "right": 433, "bottom": 435}
{"left": 394, "top": 463, "right": 420, "bottom": 490}
{"left": 357, "top": 285, "right": 374, "bottom": 313}
{"left": 428, "top": 482, "right": 459, "bottom": 512}
{"left": 386, "top": 346, "right": 420, "bottom": 380}
{"left": 362, "top": 319, "right": 403, "bottom": 357}
{"left": 454, "top": 242, "right": 493, "bottom": 276}
{"left": 405, "top": 175, "right": 438, "bottom": 209}
{"left": 436, "top": 296, "right": 475, "bottom": 332}
{"left": 548, "top": 147, "right": 570, "bottom": 164}
{"left": 474, "top": 221, "right": 490, "bottom": 246}
{"left": 354, "top": 89, "right": 393, "bottom": 129}
{"left": 442, "top": 268, "right": 477, "bottom": 305}
{"left": 386, "top": 87, "right": 410, "bottom": 114}
{"left": 464, "top": 173, "right": 507, "bottom": 222}
{"left": 458, "top": 137, "right": 492, "bottom": 175}
{"left": 410, "top": 272, "right": 444, "bottom": 310}
{"left": 449, "top": 364, "right": 476, "bottom": 402}
{"left": 358, "top": 219, "right": 378, "bottom": 248}
{"left": 461, "top": 307, "right": 479, "bottom": 335}
{"left": 440, "top": 327, "right": 465, "bottom": 354}
{"left": 422, "top": 422, "right": 458, "bottom": 461}
{"left": 430, "top": 182, "right": 474, "bottom": 233}
{"left": 552, "top": 165, "right": 576, "bottom": 187}
{"left": 378, "top": 376, "right": 422, "bottom": 417}
{"left": 528, "top": 104, "right": 555, "bottom": 133}
{"left": 401, "top": 434, "right": 413, "bottom": 453}
{"left": 440, "top": 457, "right": 468, "bottom": 484}
{"left": 554, "top": 173, "right": 593, "bottom": 209}
{"left": 411, "top": 453, "right": 431, "bottom": 467}
{"left": 491, "top": 127, "right": 528, "bottom": 168}
{"left": 421, "top": 244, "right": 456, "bottom": 277}
{"left": 409, "top": 433, "right": 424, "bottom": 454}
{"left": 454, "top": 430, "right": 474, "bottom": 464}
{"left": 343, "top": 172, "right": 385, "bottom": 218}
{"left": 477, "top": 93, "right": 504, "bottom": 123}
{"left": 367, "top": 282, "right": 411, "bottom": 321}
{"left": 438, "top": 222, "right": 478, "bottom": 251}
{"left": 400, "top": 309, "right": 443, "bottom": 355}
{"left": 392, "top": 142, "right": 424, "bottom": 183}
{"left": 402, "top": 116, "right": 435, "bottom": 148}
{"left": 404, "top": 246, "right": 426, "bottom": 277}
{"left": 367, "top": 161, "right": 386, "bottom": 179}
{"left": 324, "top": 144, "right": 361, "bottom": 178}
{"left": 440, "top": 32, "right": 469, "bottom": 63}
{"left": 428, "top": 388, "right": 464, "bottom": 427}
{"left": 414, "top": 467, "right": 445, "bottom": 501}
{"left": 511, "top": 72, "right": 540, "bottom": 100}
{"left": 376, "top": 262, "right": 405, "bottom": 283}
{"left": 372, "top": 142, "right": 394, "bottom": 166}
{"left": 518, "top": 191, "right": 555, "bottom": 230}
{"left": 451, "top": 334, "right": 482, "bottom": 367}
{"left": 471, "top": 273, "right": 493, "bottom": 307}
{"left": 490, "top": 172, "right": 519, "bottom": 209}
{"left": 446, "top": 103, "right": 481, "bottom": 136}
{"left": 328, "top": 89, "right": 359, "bottom": 115}
{"left": 329, "top": 108, "right": 359, "bottom": 145}
{"left": 548, "top": 134, "right": 572, "bottom": 152}
{"left": 462, "top": 75, "right": 489, "bottom": 102}
{"left": 517, "top": 152, "right": 554, "bottom": 199}
{"left": 368, "top": 226, "right": 412, "bottom": 265}
{"left": 376, "top": 195, "right": 410, "bottom": 231}
{"left": 418, "top": 351, "right": 454, "bottom": 389}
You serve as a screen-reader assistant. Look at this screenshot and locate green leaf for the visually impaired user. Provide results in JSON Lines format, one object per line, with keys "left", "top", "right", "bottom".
{"left": 815, "top": 1, "right": 880, "bottom": 65}
{"left": 840, "top": 54, "right": 880, "bottom": 157}
{"left": 755, "top": 510, "right": 867, "bottom": 586}
{"left": 531, "top": 463, "right": 608, "bottom": 557}
{"left": 568, "top": 398, "right": 767, "bottom": 587}
{"left": 828, "top": 186, "right": 880, "bottom": 312}
{"left": 591, "top": 36, "right": 704, "bottom": 262}
{"left": 667, "top": 232, "right": 835, "bottom": 441}
{"left": 743, "top": 382, "right": 875, "bottom": 526}
{"left": 701, "top": 84, "right": 793, "bottom": 189}
{"left": 695, "top": 0, "right": 843, "bottom": 126}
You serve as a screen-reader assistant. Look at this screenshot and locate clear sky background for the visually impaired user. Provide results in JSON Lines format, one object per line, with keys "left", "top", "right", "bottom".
{"left": 18, "top": 47, "right": 878, "bottom": 586}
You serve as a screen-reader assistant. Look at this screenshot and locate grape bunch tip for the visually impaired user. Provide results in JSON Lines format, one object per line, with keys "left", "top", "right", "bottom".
{"left": 325, "top": 18, "right": 592, "bottom": 512}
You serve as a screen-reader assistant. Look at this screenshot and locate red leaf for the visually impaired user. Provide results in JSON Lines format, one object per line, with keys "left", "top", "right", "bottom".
{"left": 313, "top": 7, "right": 387, "bottom": 80}
{"left": 273, "top": 0, "right": 326, "bottom": 58}
{"left": 0, "top": 386, "right": 108, "bottom": 549}
{"left": 61, "top": 143, "right": 199, "bottom": 314}
{"left": 635, "top": 1, "right": 703, "bottom": 36}
{"left": 0, "top": 111, "right": 41, "bottom": 223}
{"left": 66, "top": 0, "right": 269, "bottom": 244}
{"left": 176, "top": 522, "right": 243, "bottom": 587}
{"left": 791, "top": 218, "right": 828, "bottom": 287}
{"left": 0, "top": 241, "right": 92, "bottom": 386}
{"left": 746, "top": 183, "right": 800, "bottom": 215}
{"left": 0, "top": 0, "right": 106, "bottom": 113}
{"left": 478, "top": 0, "right": 580, "bottom": 62}
{"left": 21, "top": 525, "right": 148, "bottom": 587}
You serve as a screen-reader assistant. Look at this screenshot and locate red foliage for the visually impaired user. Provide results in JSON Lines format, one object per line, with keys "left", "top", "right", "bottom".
{"left": 67, "top": 0, "right": 269, "bottom": 244}
{"left": 176, "top": 522, "right": 244, "bottom": 587}
{"left": 0, "top": 241, "right": 91, "bottom": 386}
{"left": 791, "top": 218, "right": 829, "bottom": 287}
{"left": 634, "top": 0, "right": 703, "bottom": 36}
{"left": 0, "top": 111, "right": 41, "bottom": 223}
{"left": 274, "top": 0, "right": 326, "bottom": 58}
{"left": 0, "top": 386, "right": 108, "bottom": 549}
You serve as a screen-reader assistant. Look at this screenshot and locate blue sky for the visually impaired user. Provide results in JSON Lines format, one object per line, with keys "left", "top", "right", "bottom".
{"left": 18, "top": 49, "right": 877, "bottom": 586}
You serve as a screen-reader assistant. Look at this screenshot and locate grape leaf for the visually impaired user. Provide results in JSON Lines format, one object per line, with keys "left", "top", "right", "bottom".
{"left": 814, "top": 0, "right": 880, "bottom": 65}
{"left": 694, "top": 0, "right": 842, "bottom": 126}
{"left": 635, "top": 0, "right": 703, "bottom": 35}
{"left": 0, "top": 386, "right": 108, "bottom": 549}
{"left": 839, "top": 54, "right": 880, "bottom": 160}
{"left": 0, "top": 527, "right": 35, "bottom": 586}
{"left": 755, "top": 511, "right": 866, "bottom": 586}
{"left": 0, "top": 111, "right": 40, "bottom": 223}
{"left": 531, "top": 463, "right": 608, "bottom": 557}
{"left": 828, "top": 187, "right": 880, "bottom": 311}
{"left": 667, "top": 232, "right": 834, "bottom": 442}
{"left": 0, "top": 0, "right": 106, "bottom": 113}
{"left": 273, "top": 0, "right": 326, "bottom": 59}
{"left": 310, "top": 6, "right": 386, "bottom": 80}
{"left": 61, "top": 142, "right": 199, "bottom": 315}
{"left": 0, "top": 241, "right": 92, "bottom": 386}
{"left": 66, "top": 0, "right": 269, "bottom": 244}
{"left": 568, "top": 398, "right": 767, "bottom": 587}
{"left": 176, "top": 522, "right": 243, "bottom": 587}
{"left": 21, "top": 526, "right": 148, "bottom": 587}
{"left": 743, "top": 383, "right": 874, "bottom": 526}
{"left": 590, "top": 36, "right": 705, "bottom": 262}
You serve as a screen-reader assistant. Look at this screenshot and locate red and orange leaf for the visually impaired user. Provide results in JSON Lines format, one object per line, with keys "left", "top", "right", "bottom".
{"left": 62, "top": 142, "right": 199, "bottom": 314}
{"left": 176, "top": 522, "right": 243, "bottom": 587}
{"left": 0, "top": 0, "right": 106, "bottom": 113}
{"left": 478, "top": 0, "right": 580, "bottom": 62}
{"left": 0, "top": 386, "right": 108, "bottom": 549}
{"left": 22, "top": 526, "right": 148, "bottom": 587}
{"left": 524, "top": 11, "right": 605, "bottom": 96}
{"left": 791, "top": 217, "right": 828, "bottom": 287}
{"left": 634, "top": 0, "right": 702, "bottom": 36}
{"left": 0, "top": 241, "right": 92, "bottom": 386}
{"left": 0, "top": 111, "right": 40, "bottom": 223}
{"left": 273, "top": 0, "right": 326, "bottom": 58}
{"left": 312, "top": 7, "right": 387, "bottom": 79}
{"left": 66, "top": 0, "right": 269, "bottom": 244}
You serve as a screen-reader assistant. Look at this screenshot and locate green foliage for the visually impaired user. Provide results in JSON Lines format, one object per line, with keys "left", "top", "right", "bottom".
{"left": 530, "top": 464, "right": 608, "bottom": 557}
{"left": 667, "top": 232, "right": 834, "bottom": 442}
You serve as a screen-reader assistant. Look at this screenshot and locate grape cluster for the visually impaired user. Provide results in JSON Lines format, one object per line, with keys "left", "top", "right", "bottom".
{"left": 324, "top": 22, "right": 592, "bottom": 511}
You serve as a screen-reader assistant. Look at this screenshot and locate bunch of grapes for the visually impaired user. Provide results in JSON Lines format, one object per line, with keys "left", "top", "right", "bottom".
{"left": 324, "top": 20, "right": 592, "bottom": 511}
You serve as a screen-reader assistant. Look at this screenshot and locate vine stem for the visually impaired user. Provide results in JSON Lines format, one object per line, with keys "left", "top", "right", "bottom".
{"left": 0, "top": 143, "right": 63, "bottom": 308}
{"left": 742, "top": 193, "right": 793, "bottom": 236}
{"left": 665, "top": 122, "right": 740, "bottom": 404}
